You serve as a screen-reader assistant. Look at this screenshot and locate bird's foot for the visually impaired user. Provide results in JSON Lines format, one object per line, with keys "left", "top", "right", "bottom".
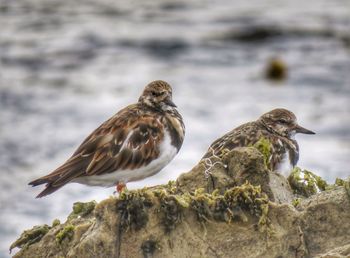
{"left": 114, "top": 183, "right": 127, "bottom": 195}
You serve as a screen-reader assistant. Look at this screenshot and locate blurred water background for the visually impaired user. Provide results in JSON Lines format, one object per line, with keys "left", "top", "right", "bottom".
{"left": 1, "top": 0, "right": 350, "bottom": 256}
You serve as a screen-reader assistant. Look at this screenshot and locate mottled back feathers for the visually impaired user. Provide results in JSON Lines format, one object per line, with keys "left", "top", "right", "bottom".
{"left": 202, "top": 108, "right": 314, "bottom": 173}
{"left": 29, "top": 80, "right": 185, "bottom": 198}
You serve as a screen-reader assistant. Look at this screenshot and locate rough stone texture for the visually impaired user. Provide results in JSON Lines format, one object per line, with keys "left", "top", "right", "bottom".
{"left": 315, "top": 244, "right": 350, "bottom": 258}
{"left": 11, "top": 148, "right": 350, "bottom": 258}
{"left": 178, "top": 147, "right": 294, "bottom": 204}
{"left": 225, "top": 147, "right": 294, "bottom": 204}
{"left": 299, "top": 188, "right": 350, "bottom": 257}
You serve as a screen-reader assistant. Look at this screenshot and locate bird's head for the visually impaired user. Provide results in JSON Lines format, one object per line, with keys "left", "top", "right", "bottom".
{"left": 139, "top": 80, "right": 176, "bottom": 111}
{"left": 258, "top": 108, "right": 315, "bottom": 138}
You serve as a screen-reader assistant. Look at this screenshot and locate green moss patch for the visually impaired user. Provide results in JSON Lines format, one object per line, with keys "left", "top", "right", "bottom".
{"left": 68, "top": 201, "right": 96, "bottom": 220}
{"left": 292, "top": 198, "right": 301, "bottom": 207}
{"left": 326, "top": 177, "right": 350, "bottom": 198}
{"left": 189, "top": 182, "right": 270, "bottom": 232}
{"left": 10, "top": 224, "right": 50, "bottom": 252}
{"left": 56, "top": 224, "right": 75, "bottom": 244}
{"left": 158, "top": 195, "right": 185, "bottom": 232}
{"left": 52, "top": 219, "right": 61, "bottom": 227}
{"left": 117, "top": 189, "right": 153, "bottom": 231}
{"left": 224, "top": 182, "right": 270, "bottom": 229}
{"left": 115, "top": 181, "right": 270, "bottom": 234}
{"left": 288, "top": 167, "right": 327, "bottom": 197}
{"left": 253, "top": 138, "right": 271, "bottom": 169}
{"left": 190, "top": 188, "right": 215, "bottom": 224}
{"left": 154, "top": 181, "right": 190, "bottom": 232}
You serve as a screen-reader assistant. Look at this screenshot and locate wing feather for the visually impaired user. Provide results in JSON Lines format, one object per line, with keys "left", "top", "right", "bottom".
{"left": 29, "top": 104, "right": 165, "bottom": 197}
{"left": 86, "top": 117, "right": 164, "bottom": 175}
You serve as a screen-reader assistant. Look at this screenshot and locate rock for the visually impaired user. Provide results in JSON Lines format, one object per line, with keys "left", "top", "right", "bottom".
{"left": 225, "top": 147, "right": 294, "bottom": 204}
{"left": 68, "top": 201, "right": 97, "bottom": 220}
{"left": 9, "top": 225, "right": 50, "bottom": 253}
{"left": 315, "top": 244, "right": 350, "bottom": 258}
{"left": 288, "top": 167, "right": 328, "bottom": 197}
{"left": 178, "top": 147, "right": 294, "bottom": 204}
{"left": 299, "top": 187, "right": 350, "bottom": 257}
{"left": 11, "top": 147, "right": 350, "bottom": 258}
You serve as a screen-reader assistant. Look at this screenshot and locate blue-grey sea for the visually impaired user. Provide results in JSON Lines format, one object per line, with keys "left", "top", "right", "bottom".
{"left": 1, "top": 0, "right": 350, "bottom": 256}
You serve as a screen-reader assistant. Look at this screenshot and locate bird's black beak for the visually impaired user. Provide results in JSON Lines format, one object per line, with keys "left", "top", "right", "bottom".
{"left": 295, "top": 124, "right": 315, "bottom": 135}
{"left": 165, "top": 97, "right": 177, "bottom": 107}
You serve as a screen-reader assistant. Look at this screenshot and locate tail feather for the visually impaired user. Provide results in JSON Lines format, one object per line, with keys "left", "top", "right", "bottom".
{"left": 29, "top": 154, "right": 91, "bottom": 197}
{"left": 29, "top": 175, "right": 63, "bottom": 198}
{"left": 35, "top": 184, "right": 63, "bottom": 198}
{"left": 28, "top": 178, "right": 50, "bottom": 187}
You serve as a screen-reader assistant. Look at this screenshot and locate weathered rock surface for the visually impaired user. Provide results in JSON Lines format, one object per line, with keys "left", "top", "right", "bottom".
{"left": 178, "top": 147, "right": 294, "bottom": 204}
{"left": 11, "top": 147, "right": 350, "bottom": 258}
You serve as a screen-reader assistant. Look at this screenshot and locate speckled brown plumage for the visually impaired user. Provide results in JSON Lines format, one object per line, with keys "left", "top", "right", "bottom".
{"left": 202, "top": 108, "right": 315, "bottom": 175}
{"left": 29, "top": 80, "right": 185, "bottom": 198}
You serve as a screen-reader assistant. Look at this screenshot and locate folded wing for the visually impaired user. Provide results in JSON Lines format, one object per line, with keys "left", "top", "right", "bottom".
{"left": 29, "top": 106, "right": 164, "bottom": 198}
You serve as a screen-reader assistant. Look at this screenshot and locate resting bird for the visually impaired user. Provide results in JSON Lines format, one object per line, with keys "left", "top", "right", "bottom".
{"left": 202, "top": 108, "right": 315, "bottom": 176}
{"left": 29, "top": 80, "right": 185, "bottom": 198}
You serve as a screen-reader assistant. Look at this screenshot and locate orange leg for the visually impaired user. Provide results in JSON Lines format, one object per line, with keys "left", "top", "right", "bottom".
{"left": 116, "top": 182, "right": 127, "bottom": 193}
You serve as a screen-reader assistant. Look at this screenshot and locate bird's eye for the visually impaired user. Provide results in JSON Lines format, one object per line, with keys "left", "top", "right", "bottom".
{"left": 278, "top": 119, "right": 288, "bottom": 124}
{"left": 151, "top": 91, "right": 164, "bottom": 97}
{"left": 151, "top": 91, "right": 160, "bottom": 97}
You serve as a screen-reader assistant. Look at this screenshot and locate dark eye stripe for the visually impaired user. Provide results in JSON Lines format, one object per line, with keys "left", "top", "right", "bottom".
{"left": 278, "top": 119, "right": 288, "bottom": 124}
{"left": 152, "top": 91, "right": 164, "bottom": 97}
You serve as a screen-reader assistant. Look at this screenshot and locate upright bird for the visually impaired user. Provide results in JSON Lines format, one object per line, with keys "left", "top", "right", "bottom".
{"left": 202, "top": 108, "right": 315, "bottom": 177}
{"left": 29, "top": 80, "right": 185, "bottom": 198}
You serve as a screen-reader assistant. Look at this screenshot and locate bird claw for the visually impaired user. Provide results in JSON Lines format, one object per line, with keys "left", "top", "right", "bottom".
{"left": 114, "top": 183, "right": 127, "bottom": 195}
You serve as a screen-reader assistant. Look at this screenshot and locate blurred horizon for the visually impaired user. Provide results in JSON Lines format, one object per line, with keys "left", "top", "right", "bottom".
{"left": 1, "top": 0, "right": 350, "bottom": 257}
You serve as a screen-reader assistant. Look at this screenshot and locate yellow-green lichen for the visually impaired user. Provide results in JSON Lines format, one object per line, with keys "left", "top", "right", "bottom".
{"left": 52, "top": 219, "right": 61, "bottom": 227}
{"left": 329, "top": 178, "right": 350, "bottom": 198}
{"left": 56, "top": 224, "right": 75, "bottom": 244}
{"left": 117, "top": 189, "right": 153, "bottom": 231}
{"left": 223, "top": 182, "right": 270, "bottom": 231}
{"left": 115, "top": 181, "right": 270, "bottom": 234}
{"left": 10, "top": 224, "right": 50, "bottom": 252}
{"left": 154, "top": 181, "right": 191, "bottom": 209}
{"left": 253, "top": 138, "right": 271, "bottom": 168}
{"left": 292, "top": 198, "right": 301, "bottom": 207}
{"left": 161, "top": 182, "right": 270, "bottom": 232}
{"left": 190, "top": 188, "right": 216, "bottom": 224}
{"left": 156, "top": 187, "right": 214, "bottom": 231}
{"left": 335, "top": 178, "right": 345, "bottom": 186}
{"left": 288, "top": 167, "right": 327, "bottom": 197}
{"left": 68, "top": 201, "right": 96, "bottom": 220}
{"left": 188, "top": 182, "right": 270, "bottom": 233}
{"left": 116, "top": 181, "right": 189, "bottom": 233}
{"left": 159, "top": 195, "right": 185, "bottom": 232}
{"left": 154, "top": 183, "right": 190, "bottom": 233}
